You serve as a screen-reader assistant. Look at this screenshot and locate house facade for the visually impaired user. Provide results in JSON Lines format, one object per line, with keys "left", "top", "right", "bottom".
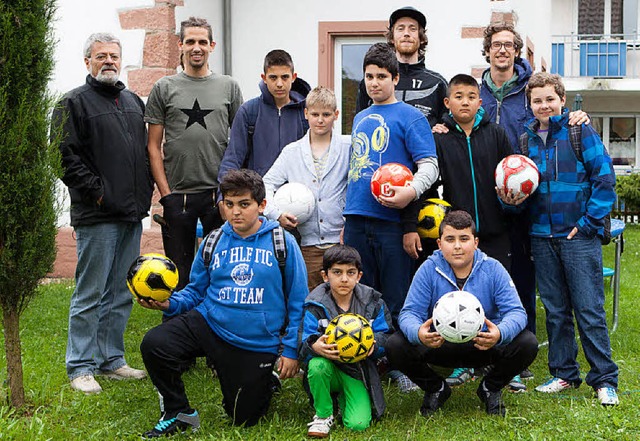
{"left": 51, "top": 0, "right": 639, "bottom": 276}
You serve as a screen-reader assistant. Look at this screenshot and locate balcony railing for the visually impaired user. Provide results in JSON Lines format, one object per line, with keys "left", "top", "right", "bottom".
{"left": 551, "top": 33, "right": 640, "bottom": 78}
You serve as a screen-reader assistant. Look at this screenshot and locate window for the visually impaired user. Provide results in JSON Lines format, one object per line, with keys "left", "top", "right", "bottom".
{"left": 318, "top": 21, "right": 386, "bottom": 135}
{"left": 578, "top": 0, "right": 637, "bottom": 36}
{"left": 591, "top": 115, "right": 638, "bottom": 167}
{"left": 334, "top": 38, "right": 383, "bottom": 135}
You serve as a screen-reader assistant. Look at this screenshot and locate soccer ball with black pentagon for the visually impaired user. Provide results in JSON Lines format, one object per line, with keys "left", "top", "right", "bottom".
{"left": 127, "top": 253, "right": 179, "bottom": 302}
{"left": 432, "top": 291, "right": 485, "bottom": 343}
{"left": 324, "top": 313, "right": 375, "bottom": 363}
{"left": 417, "top": 198, "right": 452, "bottom": 239}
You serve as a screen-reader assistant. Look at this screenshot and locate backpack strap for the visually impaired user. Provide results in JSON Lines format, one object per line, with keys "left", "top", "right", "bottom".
{"left": 568, "top": 124, "right": 583, "bottom": 162}
{"left": 271, "top": 226, "right": 290, "bottom": 336}
{"left": 243, "top": 99, "right": 260, "bottom": 168}
{"left": 202, "top": 228, "right": 224, "bottom": 267}
{"left": 518, "top": 132, "right": 529, "bottom": 155}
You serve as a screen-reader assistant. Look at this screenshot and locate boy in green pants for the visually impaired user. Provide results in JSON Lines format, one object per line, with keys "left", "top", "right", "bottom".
{"left": 298, "top": 245, "right": 394, "bottom": 437}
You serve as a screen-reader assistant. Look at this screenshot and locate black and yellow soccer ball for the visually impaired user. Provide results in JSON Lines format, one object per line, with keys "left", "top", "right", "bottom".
{"left": 126, "top": 253, "right": 179, "bottom": 302}
{"left": 324, "top": 313, "right": 375, "bottom": 363}
{"left": 417, "top": 198, "right": 452, "bottom": 239}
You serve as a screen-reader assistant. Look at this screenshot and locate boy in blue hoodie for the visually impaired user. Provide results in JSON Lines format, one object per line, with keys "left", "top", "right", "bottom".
{"left": 386, "top": 210, "right": 538, "bottom": 417}
{"left": 298, "top": 245, "right": 394, "bottom": 437}
{"left": 138, "top": 169, "right": 308, "bottom": 437}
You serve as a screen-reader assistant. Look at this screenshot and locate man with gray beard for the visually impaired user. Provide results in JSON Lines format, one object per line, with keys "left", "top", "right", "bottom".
{"left": 53, "top": 33, "right": 153, "bottom": 394}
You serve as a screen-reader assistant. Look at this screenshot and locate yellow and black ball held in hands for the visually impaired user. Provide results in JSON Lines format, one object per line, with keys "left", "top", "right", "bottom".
{"left": 127, "top": 253, "right": 179, "bottom": 302}
{"left": 324, "top": 313, "right": 375, "bottom": 363}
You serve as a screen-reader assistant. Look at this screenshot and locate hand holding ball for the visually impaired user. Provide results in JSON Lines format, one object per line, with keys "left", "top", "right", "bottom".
{"left": 127, "top": 253, "right": 178, "bottom": 302}
{"left": 370, "top": 163, "right": 414, "bottom": 200}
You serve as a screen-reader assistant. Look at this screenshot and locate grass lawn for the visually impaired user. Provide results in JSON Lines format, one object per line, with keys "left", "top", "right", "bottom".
{"left": 1, "top": 226, "right": 640, "bottom": 440}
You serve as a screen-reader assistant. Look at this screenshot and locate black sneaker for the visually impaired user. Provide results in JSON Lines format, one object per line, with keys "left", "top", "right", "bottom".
{"left": 143, "top": 411, "right": 200, "bottom": 438}
{"left": 476, "top": 382, "right": 506, "bottom": 416}
{"left": 420, "top": 382, "right": 451, "bottom": 417}
{"left": 520, "top": 368, "right": 534, "bottom": 380}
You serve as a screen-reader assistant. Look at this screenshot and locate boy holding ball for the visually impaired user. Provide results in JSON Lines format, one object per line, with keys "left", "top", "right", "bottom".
{"left": 298, "top": 245, "right": 394, "bottom": 437}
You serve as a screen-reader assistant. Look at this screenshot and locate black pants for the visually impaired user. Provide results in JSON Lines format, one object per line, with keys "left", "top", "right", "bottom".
{"left": 159, "top": 190, "right": 222, "bottom": 291}
{"left": 140, "top": 310, "right": 278, "bottom": 426}
{"left": 386, "top": 330, "right": 538, "bottom": 392}
{"left": 509, "top": 217, "right": 537, "bottom": 334}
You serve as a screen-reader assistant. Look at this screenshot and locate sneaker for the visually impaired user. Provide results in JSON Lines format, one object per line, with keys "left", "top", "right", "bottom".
{"left": 143, "top": 411, "right": 200, "bottom": 438}
{"left": 396, "top": 374, "right": 421, "bottom": 393}
{"left": 535, "top": 377, "right": 579, "bottom": 393}
{"left": 476, "top": 381, "right": 506, "bottom": 416}
{"left": 508, "top": 375, "right": 527, "bottom": 393}
{"left": 101, "top": 365, "right": 147, "bottom": 380}
{"left": 446, "top": 368, "right": 473, "bottom": 387}
{"left": 420, "top": 382, "right": 451, "bottom": 417}
{"left": 270, "top": 371, "right": 282, "bottom": 394}
{"left": 307, "top": 414, "right": 334, "bottom": 438}
{"left": 520, "top": 368, "right": 534, "bottom": 380}
{"left": 472, "top": 365, "right": 494, "bottom": 380}
{"left": 70, "top": 375, "right": 102, "bottom": 394}
{"left": 596, "top": 387, "right": 619, "bottom": 406}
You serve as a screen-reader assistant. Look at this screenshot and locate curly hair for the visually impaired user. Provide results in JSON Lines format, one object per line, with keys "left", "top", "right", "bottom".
{"left": 526, "top": 72, "right": 566, "bottom": 102}
{"left": 482, "top": 22, "right": 523, "bottom": 63}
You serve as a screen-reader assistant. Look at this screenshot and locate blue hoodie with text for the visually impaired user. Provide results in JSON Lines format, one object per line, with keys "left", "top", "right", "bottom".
{"left": 164, "top": 217, "right": 308, "bottom": 360}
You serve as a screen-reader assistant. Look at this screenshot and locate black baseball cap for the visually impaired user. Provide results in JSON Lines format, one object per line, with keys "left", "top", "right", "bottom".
{"left": 389, "top": 6, "right": 427, "bottom": 29}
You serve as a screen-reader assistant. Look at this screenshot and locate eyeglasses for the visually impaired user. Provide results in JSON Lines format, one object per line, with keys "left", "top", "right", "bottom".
{"left": 490, "top": 41, "right": 515, "bottom": 51}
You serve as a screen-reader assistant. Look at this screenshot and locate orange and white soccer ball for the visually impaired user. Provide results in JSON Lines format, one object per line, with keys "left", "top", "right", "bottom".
{"left": 370, "top": 163, "right": 414, "bottom": 200}
{"left": 495, "top": 154, "right": 540, "bottom": 197}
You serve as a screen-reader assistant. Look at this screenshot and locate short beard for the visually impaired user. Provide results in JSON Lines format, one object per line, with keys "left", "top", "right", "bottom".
{"left": 95, "top": 68, "right": 119, "bottom": 85}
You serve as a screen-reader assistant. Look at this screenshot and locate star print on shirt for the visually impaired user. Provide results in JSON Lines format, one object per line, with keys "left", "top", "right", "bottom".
{"left": 180, "top": 98, "right": 213, "bottom": 129}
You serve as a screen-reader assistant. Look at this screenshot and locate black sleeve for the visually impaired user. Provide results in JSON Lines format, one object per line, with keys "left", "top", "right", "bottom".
{"left": 355, "top": 80, "right": 371, "bottom": 114}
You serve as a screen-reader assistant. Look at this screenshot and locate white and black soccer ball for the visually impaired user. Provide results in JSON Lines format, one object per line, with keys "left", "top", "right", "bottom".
{"left": 432, "top": 291, "right": 485, "bottom": 343}
{"left": 273, "top": 182, "right": 316, "bottom": 224}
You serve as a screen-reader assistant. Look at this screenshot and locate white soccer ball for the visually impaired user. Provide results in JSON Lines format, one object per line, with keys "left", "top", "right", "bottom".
{"left": 273, "top": 182, "right": 316, "bottom": 224}
{"left": 432, "top": 291, "right": 485, "bottom": 343}
{"left": 495, "top": 154, "right": 540, "bottom": 197}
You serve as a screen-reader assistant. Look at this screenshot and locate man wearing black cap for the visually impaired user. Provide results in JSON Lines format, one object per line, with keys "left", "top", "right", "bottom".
{"left": 355, "top": 6, "right": 448, "bottom": 128}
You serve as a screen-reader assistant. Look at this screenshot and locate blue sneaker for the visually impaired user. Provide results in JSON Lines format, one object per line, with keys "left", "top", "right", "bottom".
{"left": 508, "top": 375, "right": 527, "bottom": 393}
{"left": 445, "top": 368, "right": 473, "bottom": 387}
{"left": 143, "top": 411, "right": 200, "bottom": 438}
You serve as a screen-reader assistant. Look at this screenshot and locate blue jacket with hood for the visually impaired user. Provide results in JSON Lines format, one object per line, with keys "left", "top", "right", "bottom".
{"left": 399, "top": 249, "right": 527, "bottom": 347}
{"left": 522, "top": 110, "right": 616, "bottom": 239}
{"left": 218, "top": 77, "right": 311, "bottom": 180}
{"left": 480, "top": 58, "right": 534, "bottom": 151}
{"left": 164, "top": 217, "right": 309, "bottom": 360}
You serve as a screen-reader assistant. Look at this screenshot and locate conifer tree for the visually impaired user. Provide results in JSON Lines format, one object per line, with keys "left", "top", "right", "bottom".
{"left": 0, "top": 0, "right": 61, "bottom": 408}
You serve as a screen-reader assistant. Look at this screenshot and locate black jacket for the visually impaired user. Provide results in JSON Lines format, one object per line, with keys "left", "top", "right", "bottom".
{"left": 434, "top": 110, "right": 513, "bottom": 238}
{"left": 356, "top": 58, "right": 448, "bottom": 127}
{"left": 54, "top": 75, "right": 153, "bottom": 226}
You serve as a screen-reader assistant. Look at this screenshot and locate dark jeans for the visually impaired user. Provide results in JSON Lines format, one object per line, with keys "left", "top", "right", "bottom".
{"left": 509, "top": 216, "right": 537, "bottom": 334}
{"left": 140, "top": 310, "right": 278, "bottom": 426}
{"left": 160, "top": 190, "right": 222, "bottom": 290}
{"left": 343, "top": 215, "right": 412, "bottom": 324}
{"left": 386, "top": 330, "right": 538, "bottom": 392}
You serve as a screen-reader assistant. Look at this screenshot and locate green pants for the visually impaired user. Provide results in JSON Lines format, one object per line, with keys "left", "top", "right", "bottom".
{"left": 307, "top": 357, "right": 371, "bottom": 431}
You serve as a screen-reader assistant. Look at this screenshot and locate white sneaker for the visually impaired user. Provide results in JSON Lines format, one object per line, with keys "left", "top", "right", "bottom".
{"left": 535, "top": 377, "right": 578, "bottom": 393}
{"left": 596, "top": 387, "right": 619, "bottom": 406}
{"left": 101, "top": 365, "right": 147, "bottom": 380}
{"left": 70, "top": 375, "right": 102, "bottom": 394}
{"left": 307, "top": 414, "right": 334, "bottom": 438}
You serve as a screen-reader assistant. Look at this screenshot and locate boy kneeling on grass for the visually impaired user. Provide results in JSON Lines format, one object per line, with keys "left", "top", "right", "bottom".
{"left": 298, "top": 245, "right": 394, "bottom": 438}
{"left": 137, "top": 169, "right": 308, "bottom": 438}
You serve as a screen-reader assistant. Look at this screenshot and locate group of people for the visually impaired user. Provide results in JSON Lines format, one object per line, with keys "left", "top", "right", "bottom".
{"left": 54, "top": 6, "right": 619, "bottom": 439}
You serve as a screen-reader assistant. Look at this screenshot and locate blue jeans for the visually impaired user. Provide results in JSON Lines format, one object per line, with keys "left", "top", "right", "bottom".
{"left": 343, "top": 215, "right": 412, "bottom": 322}
{"left": 66, "top": 222, "right": 142, "bottom": 379}
{"left": 531, "top": 235, "right": 618, "bottom": 389}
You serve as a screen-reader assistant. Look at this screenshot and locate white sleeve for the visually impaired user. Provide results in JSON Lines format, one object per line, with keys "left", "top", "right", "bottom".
{"left": 412, "top": 157, "right": 439, "bottom": 199}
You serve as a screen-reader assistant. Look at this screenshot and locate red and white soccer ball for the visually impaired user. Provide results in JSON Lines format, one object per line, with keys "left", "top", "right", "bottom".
{"left": 495, "top": 154, "right": 540, "bottom": 197}
{"left": 370, "top": 163, "right": 414, "bottom": 200}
